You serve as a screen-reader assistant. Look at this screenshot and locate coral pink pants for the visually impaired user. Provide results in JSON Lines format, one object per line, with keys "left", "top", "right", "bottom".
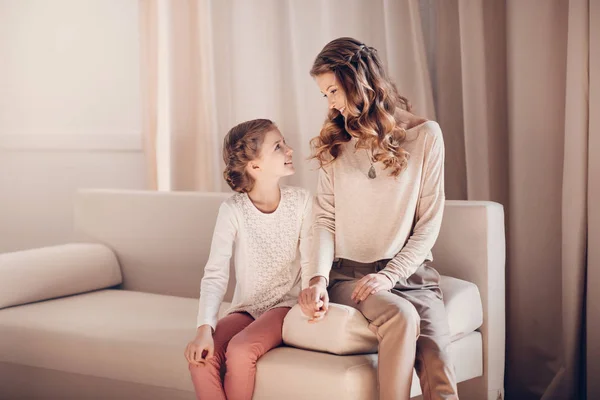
{"left": 189, "top": 307, "right": 290, "bottom": 400}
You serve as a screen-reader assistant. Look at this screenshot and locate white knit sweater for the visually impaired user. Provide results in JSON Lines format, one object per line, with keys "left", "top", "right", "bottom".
{"left": 197, "top": 186, "right": 312, "bottom": 329}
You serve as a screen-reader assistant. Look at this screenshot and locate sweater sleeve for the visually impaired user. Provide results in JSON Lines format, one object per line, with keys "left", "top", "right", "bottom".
{"left": 299, "top": 190, "right": 314, "bottom": 289}
{"left": 379, "top": 130, "right": 446, "bottom": 283}
{"left": 196, "top": 201, "right": 237, "bottom": 330}
{"left": 306, "top": 165, "right": 336, "bottom": 286}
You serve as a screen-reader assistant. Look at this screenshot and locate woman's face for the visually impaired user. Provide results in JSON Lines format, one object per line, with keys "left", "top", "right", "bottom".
{"left": 315, "top": 72, "right": 348, "bottom": 118}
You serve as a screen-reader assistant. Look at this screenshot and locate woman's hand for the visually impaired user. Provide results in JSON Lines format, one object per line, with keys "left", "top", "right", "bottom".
{"left": 299, "top": 276, "right": 329, "bottom": 323}
{"left": 351, "top": 273, "right": 393, "bottom": 304}
{"left": 185, "top": 325, "right": 214, "bottom": 366}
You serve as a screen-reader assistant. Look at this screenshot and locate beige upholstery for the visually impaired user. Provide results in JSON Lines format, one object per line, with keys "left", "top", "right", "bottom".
{"left": 255, "top": 333, "right": 482, "bottom": 400}
{"left": 0, "top": 285, "right": 480, "bottom": 399}
{"left": 283, "top": 303, "right": 379, "bottom": 355}
{"left": 440, "top": 275, "right": 484, "bottom": 341}
{"left": 0, "top": 290, "right": 197, "bottom": 391}
{"left": 433, "top": 201, "right": 506, "bottom": 400}
{"left": 73, "top": 190, "right": 235, "bottom": 300}
{"left": 0, "top": 243, "right": 121, "bottom": 310}
{"left": 282, "top": 275, "right": 482, "bottom": 355}
{"left": 0, "top": 190, "right": 505, "bottom": 400}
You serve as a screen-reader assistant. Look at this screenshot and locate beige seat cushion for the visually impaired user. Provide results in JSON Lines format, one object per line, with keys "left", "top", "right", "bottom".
{"left": 255, "top": 332, "right": 482, "bottom": 399}
{"left": 282, "top": 275, "right": 483, "bottom": 354}
{"left": 0, "top": 287, "right": 482, "bottom": 399}
{"left": 0, "top": 290, "right": 199, "bottom": 392}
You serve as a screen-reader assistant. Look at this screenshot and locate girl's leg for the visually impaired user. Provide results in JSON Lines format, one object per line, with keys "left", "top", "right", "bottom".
{"left": 189, "top": 312, "right": 254, "bottom": 400}
{"left": 223, "top": 307, "right": 291, "bottom": 400}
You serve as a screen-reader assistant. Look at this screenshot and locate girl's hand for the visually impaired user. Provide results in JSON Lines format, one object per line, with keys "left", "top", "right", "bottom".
{"left": 351, "top": 273, "right": 393, "bottom": 304}
{"left": 185, "top": 325, "right": 214, "bottom": 366}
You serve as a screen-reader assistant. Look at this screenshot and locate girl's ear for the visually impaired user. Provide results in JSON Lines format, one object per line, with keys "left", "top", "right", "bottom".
{"left": 248, "top": 161, "right": 260, "bottom": 171}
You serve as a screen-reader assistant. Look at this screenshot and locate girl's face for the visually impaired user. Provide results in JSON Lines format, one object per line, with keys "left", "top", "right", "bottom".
{"left": 247, "top": 128, "right": 295, "bottom": 181}
{"left": 316, "top": 72, "right": 348, "bottom": 118}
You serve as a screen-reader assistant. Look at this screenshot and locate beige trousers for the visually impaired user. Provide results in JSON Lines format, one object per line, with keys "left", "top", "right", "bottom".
{"left": 329, "top": 259, "right": 459, "bottom": 400}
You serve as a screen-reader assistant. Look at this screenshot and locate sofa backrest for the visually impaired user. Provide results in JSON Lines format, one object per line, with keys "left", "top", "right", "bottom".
{"left": 74, "top": 190, "right": 505, "bottom": 307}
{"left": 74, "top": 189, "right": 235, "bottom": 300}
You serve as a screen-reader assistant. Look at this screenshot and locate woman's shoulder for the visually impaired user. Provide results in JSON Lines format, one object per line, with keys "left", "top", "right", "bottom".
{"left": 397, "top": 109, "right": 440, "bottom": 134}
{"left": 405, "top": 118, "right": 442, "bottom": 142}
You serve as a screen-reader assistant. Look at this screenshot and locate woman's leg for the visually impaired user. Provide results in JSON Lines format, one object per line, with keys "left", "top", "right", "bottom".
{"left": 329, "top": 280, "right": 421, "bottom": 400}
{"left": 396, "top": 288, "right": 458, "bottom": 400}
{"left": 395, "top": 263, "right": 459, "bottom": 400}
{"left": 223, "top": 307, "right": 290, "bottom": 400}
{"left": 189, "top": 312, "right": 254, "bottom": 400}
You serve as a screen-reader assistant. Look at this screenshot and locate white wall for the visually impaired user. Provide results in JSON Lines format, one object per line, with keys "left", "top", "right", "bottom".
{"left": 0, "top": 0, "right": 147, "bottom": 252}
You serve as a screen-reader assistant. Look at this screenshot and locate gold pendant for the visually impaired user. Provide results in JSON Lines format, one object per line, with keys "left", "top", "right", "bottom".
{"left": 368, "top": 165, "right": 377, "bottom": 179}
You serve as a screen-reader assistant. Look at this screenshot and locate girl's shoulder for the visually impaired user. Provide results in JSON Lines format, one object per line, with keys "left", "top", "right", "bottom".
{"left": 281, "top": 185, "right": 311, "bottom": 206}
{"left": 220, "top": 192, "right": 246, "bottom": 214}
{"left": 281, "top": 185, "right": 310, "bottom": 195}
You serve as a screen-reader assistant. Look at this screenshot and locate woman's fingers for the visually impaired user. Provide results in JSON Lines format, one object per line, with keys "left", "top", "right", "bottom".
{"left": 352, "top": 276, "right": 375, "bottom": 303}
{"left": 350, "top": 278, "right": 364, "bottom": 301}
{"left": 360, "top": 282, "right": 379, "bottom": 301}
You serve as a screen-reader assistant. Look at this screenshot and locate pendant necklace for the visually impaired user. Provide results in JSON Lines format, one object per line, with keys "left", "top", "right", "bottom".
{"left": 366, "top": 149, "right": 376, "bottom": 179}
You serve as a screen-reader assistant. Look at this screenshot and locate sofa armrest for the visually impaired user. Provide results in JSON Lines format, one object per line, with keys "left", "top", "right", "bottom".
{"left": 433, "top": 200, "right": 506, "bottom": 399}
{"left": 0, "top": 243, "right": 122, "bottom": 309}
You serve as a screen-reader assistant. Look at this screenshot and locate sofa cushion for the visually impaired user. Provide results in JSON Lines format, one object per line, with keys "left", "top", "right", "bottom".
{"left": 255, "top": 332, "right": 482, "bottom": 399}
{"left": 0, "top": 244, "right": 122, "bottom": 310}
{"left": 282, "top": 275, "right": 483, "bottom": 354}
{"left": 440, "top": 275, "right": 484, "bottom": 341}
{"left": 0, "top": 289, "right": 482, "bottom": 399}
{"left": 0, "top": 290, "right": 199, "bottom": 391}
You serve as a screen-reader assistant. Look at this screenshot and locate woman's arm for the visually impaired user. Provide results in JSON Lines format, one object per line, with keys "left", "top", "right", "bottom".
{"left": 379, "top": 131, "right": 446, "bottom": 284}
{"left": 298, "top": 190, "right": 314, "bottom": 289}
{"left": 196, "top": 201, "right": 237, "bottom": 330}
{"left": 307, "top": 166, "right": 336, "bottom": 287}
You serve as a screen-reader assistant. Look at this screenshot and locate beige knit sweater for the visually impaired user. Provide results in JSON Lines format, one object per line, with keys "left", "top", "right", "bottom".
{"left": 307, "top": 120, "right": 446, "bottom": 286}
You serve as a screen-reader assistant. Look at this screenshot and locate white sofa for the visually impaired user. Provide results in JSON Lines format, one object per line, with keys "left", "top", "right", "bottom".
{"left": 0, "top": 189, "right": 506, "bottom": 399}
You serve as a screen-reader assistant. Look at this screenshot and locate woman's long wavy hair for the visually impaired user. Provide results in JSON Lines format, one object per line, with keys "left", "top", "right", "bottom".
{"left": 310, "top": 37, "right": 411, "bottom": 177}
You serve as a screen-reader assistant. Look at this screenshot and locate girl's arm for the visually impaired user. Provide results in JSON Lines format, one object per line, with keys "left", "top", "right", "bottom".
{"left": 379, "top": 131, "right": 446, "bottom": 284}
{"left": 196, "top": 201, "right": 237, "bottom": 331}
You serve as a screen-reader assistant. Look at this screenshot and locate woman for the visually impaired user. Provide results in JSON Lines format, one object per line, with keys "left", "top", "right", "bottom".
{"left": 299, "top": 37, "right": 458, "bottom": 400}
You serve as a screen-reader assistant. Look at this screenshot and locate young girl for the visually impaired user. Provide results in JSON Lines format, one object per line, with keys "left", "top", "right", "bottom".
{"left": 184, "top": 119, "right": 312, "bottom": 400}
{"left": 299, "top": 38, "right": 458, "bottom": 400}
